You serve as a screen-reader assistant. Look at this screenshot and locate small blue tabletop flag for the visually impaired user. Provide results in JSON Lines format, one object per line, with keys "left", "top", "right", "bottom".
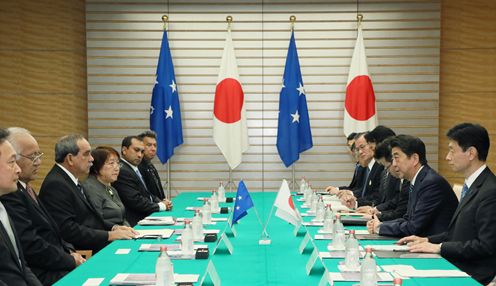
{"left": 232, "top": 180, "right": 254, "bottom": 224}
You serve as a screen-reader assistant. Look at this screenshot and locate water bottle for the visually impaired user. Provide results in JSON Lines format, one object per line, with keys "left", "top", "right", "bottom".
{"left": 192, "top": 209, "right": 204, "bottom": 241}
{"left": 156, "top": 246, "right": 175, "bottom": 286}
{"left": 344, "top": 230, "right": 360, "bottom": 270}
{"left": 305, "top": 186, "right": 313, "bottom": 206}
{"left": 202, "top": 199, "right": 212, "bottom": 224}
{"left": 322, "top": 204, "right": 334, "bottom": 233}
{"left": 300, "top": 177, "right": 307, "bottom": 195}
{"left": 330, "top": 214, "right": 345, "bottom": 250}
{"left": 217, "top": 182, "right": 226, "bottom": 202}
{"left": 360, "top": 247, "right": 377, "bottom": 286}
{"left": 393, "top": 278, "right": 403, "bottom": 286}
{"left": 210, "top": 190, "right": 220, "bottom": 213}
{"left": 181, "top": 220, "right": 194, "bottom": 255}
{"left": 315, "top": 196, "right": 325, "bottom": 221}
{"left": 310, "top": 191, "right": 318, "bottom": 213}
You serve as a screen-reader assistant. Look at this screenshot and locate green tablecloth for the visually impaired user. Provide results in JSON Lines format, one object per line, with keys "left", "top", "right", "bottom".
{"left": 54, "top": 192, "right": 480, "bottom": 286}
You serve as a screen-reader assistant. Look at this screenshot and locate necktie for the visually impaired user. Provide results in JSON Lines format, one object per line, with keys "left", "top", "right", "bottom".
{"left": 77, "top": 183, "right": 87, "bottom": 201}
{"left": 361, "top": 167, "right": 370, "bottom": 198}
{"left": 135, "top": 169, "right": 152, "bottom": 202}
{"left": 25, "top": 184, "right": 39, "bottom": 205}
{"left": 0, "top": 202, "right": 21, "bottom": 262}
{"left": 460, "top": 184, "right": 469, "bottom": 201}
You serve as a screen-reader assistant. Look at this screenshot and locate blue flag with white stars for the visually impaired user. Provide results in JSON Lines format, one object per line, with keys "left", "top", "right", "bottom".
{"left": 150, "top": 30, "right": 183, "bottom": 164}
{"left": 232, "top": 180, "right": 254, "bottom": 224}
{"left": 276, "top": 31, "right": 313, "bottom": 167}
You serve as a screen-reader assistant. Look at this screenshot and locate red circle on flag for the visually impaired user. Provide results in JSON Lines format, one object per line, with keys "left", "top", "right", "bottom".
{"left": 345, "top": 75, "right": 376, "bottom": 120}
{"left": 288, "top": 197, "right": 295, "bottom": 210}
{"left": 214, "top": 78, "right": 244, "bottom": 124}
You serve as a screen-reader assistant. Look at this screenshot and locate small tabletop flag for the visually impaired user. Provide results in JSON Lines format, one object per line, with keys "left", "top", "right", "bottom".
{"left": 232, "top": 180, "right": 254, "bottom": 224}
{"left": 150, "top": 30, "right": 183, "bottom": 163}
{"left": 274, "top": 179, "right": 301, "bottom": 226}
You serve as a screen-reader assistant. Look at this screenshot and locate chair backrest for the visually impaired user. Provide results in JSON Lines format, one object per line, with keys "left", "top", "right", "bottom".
{"left": 452, "top": 183, "right": 463, "bottom": 202}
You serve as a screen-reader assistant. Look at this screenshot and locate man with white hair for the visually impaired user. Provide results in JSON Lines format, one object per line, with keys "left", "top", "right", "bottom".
{"left": 1, "top": 128, "right": 84, "bottom": 285}
{"left": 0, "top": 128, "right": 42, "bottom": 286}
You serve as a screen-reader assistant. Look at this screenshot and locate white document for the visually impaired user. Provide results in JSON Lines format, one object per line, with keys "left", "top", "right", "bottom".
{"left": 302, "top": 221, "right": 324, "bottom": 227}
{"left": 115, "top": 248, "right": 131, "bottom": 255}
{"left": 368, "top": 244, "right": 409, "bottom": 252}
{"left": 138, "top": 243, "right": 208, "bottom": 252}
{"left": 381, "top": 265, "right": 470, "bottom": 278}
{"left": 328, "top": 271, "right": 393, "bottom": 282}
{"left": 82, "top": 278, "right": 104, "bottom": 286}
{"left": 109, "top": 273, "right": 199, "bottom": 285}
{"left": 135, "top": 228, "right": 174, "bottom": 239}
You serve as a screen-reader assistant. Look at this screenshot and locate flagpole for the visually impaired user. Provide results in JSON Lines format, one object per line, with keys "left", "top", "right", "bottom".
{"left": 290, "top": 15, "right": 297, "bottom": 194}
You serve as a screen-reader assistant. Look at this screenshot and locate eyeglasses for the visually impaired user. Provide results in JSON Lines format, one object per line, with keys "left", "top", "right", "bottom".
{"left": 18, "top": 152, "right": 44, "bottom": 163}
{"left": 104, "top": 160, "right": 121, "bottom": 168}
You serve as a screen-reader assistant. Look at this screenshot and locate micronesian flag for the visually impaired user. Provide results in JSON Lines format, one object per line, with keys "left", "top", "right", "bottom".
{"left": 150, "top": 30, "right": 183, "bottom": 164}
{"left": 232, "top": 180, "right": 254, "bottom": 224}
{"left": 276, "top": 31, "right": 313, "bottom": 168}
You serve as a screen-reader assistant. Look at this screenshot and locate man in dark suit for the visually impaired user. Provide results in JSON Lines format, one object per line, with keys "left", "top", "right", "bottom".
{"left": 113, "top": 136, "right": 172, "bottom": 226}
{"left": 137, "top": 131, "right": 169, "bottom": 201}
{"left": 1, "top": 128, "right": 84, "bottom": 285}
{"left": 357, "top": 138, "right": 409, "bottom": 221}
{"left": 367, "top": 135, "right": 458, "bottom": 237}
{"left": 0, "top": 128, "right": 42, "bottom": 286}
{"left": 39, "top": 135, "right": 137, "bottom": 254}
{"left": 399, "top": 123, "right": 496, "bottom": 285}
{"left": 326, "top": 132, "right": 366, "bottom": 193}
{"left": 339, "top": 132, "right": 386, "bottom": 208}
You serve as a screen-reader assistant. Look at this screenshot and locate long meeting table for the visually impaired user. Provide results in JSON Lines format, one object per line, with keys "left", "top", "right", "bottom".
{"left": 54, "top": 192, "right": 480, "bottom": 286}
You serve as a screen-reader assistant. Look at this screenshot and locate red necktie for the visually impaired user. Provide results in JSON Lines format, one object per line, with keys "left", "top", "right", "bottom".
{"left": 26, "top": 184, "right": 39, "bottom": 205}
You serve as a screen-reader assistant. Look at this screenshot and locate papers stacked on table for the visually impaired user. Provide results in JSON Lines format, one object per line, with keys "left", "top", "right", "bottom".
{"left": 109, "top": 273, "right": 199, "bottom": 285}
{"left": 135, "top": 229, "right": 174, "bottom": 239}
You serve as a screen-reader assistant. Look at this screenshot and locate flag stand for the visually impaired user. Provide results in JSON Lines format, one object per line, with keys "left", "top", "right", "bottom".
{"left": 259, "top": 203, "right": 275, "bottom": 245}
{"left": 226, "top": 167, "right": 237, "bottom": 193}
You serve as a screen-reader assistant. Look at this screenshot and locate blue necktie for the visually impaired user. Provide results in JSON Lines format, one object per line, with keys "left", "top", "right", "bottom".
{"left": 135, "top": 169, "right": 153, "bottom": 202}
{"left": 460, "top": 184, "right": 469, "bottom": 201}
{"left": 361, "top": 167, "right": 370, "bottom": 198}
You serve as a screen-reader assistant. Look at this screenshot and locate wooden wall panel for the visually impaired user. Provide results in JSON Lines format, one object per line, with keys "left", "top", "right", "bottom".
{"left": 87, "top": 0, "right": 441, "bottom": 193}
{"left": 439, "top": 0, "right": 496, "bottom": 184}
{"left": 0, "top": 0, "right": 87, "bottom": 190}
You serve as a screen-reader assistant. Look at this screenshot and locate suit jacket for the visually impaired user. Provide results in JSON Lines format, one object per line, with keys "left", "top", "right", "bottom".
{"left": 339, "top": 163, "right": 366, "bottom": 191}
{"left": 376, "top": 179, "right": 409, "bottom": 222}
{"left": 355, "top": 161, "right": 384, "bottom": 207}
{"left": 379, "top": 165, "right": 458, "bottom": 238}
{"left": 1, "top": 183, "right": 75, "bottom": 285}
{"left": 139, "top": 158, "right": 166, "bottom": 200}
{"left": 428, "top": 167, "right": 496, "bottom": 285}
{"left": 83, "top": 175, "right": 129, "bottom": 227}
{"left": 112, "top": 160, "right": 160, "bottom": 226}
{"left": 0, "top": 206, "right": 42, "bottom": 286}
{"left": 39, "top": 164, "right": 111, "bottom": 253}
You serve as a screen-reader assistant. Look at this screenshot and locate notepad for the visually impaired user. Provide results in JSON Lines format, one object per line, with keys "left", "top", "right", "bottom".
{"left": 135, "top": 229, "right": 174, "bottom": 239}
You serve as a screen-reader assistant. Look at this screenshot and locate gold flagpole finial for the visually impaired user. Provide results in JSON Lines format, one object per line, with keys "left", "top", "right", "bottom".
{"left": 226, "top": 15, "right": 233, "bottom": 31}
{"left": 290, "top": 15, "right": 296, "bottom": 31}
{"left": 357, "top": 14, "right": 363, "bottom": 25}
{"left": 162, "top": 15, "right": 169, "bottom": 31}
